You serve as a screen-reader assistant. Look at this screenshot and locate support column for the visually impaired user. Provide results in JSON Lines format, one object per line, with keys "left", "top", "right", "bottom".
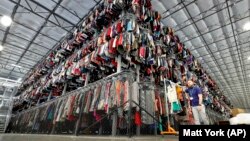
{"left": 164, "top": 78, "right": 170, "bottom": 130}
{"left": 128, "top": 73, "right": 133, "bottom": 137}
{"left": 74, "top": 72, "right": 90, "bottom": 136}
{"left": 112, "top": 55, "right": 121, "bottom": 136}
{"left": 51, "top": 82, "right": 67, "bottom": 134}
{"left": 151, "top": 74, "right": 157, "bottom": 135}
{"left": 136, "top": 65, "right": 140, "bottom": 136}
{"left": 36, "top": 98, "right": 41, "bottom": 106}
{"left": 31, "top": 109, "right": 39, "bottom": 133}
{"left": 117, "top": 55, "right": 122, "bottom": 72}
{"left": 62, "top": 83, "right": 68, "bottom": 96}
{"left": 84, "top": 73, "right": 90, "bottom": 86}
{"left": 47, "top": 91, "right": 52, "bottom": 101}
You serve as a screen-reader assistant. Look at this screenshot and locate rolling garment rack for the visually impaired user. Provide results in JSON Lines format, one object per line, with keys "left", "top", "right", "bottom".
{"left": 161, "top": 78, "right": 178, "bottom": 135}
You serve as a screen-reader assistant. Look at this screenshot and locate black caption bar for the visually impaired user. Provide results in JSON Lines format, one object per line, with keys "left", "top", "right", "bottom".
{"left": 179, "top": 125, "right": 250, "bottom": 141}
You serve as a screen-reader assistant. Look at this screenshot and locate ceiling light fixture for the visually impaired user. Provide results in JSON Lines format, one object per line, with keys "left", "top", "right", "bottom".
{"left": 248, "top": 56, "right": 250, "bottom": 61}
{"left": 17, "top": 78, "right": 22, "bottom": 82}
{"left": 0, "top": 45, "right": 3, "bottom": 51}
{"left": 243, "top": 22, "right": 250, "bottom": 31}
{"left": 0, "top": 15, "right": 12, "bottom": 27}
{"left": 0, "top": 77, "right": 22, "bottom": 83}
{"left": 11, "top": 64, "right": 22, "bottom": 68}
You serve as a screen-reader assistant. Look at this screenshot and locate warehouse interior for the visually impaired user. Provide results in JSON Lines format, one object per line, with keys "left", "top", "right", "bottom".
{"left": 0, "top": 0, "right": 250, "bottom": 140}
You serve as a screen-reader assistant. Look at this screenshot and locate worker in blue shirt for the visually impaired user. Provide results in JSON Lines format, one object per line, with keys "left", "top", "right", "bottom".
{"left": 185, "top": 80, "right": 209, "bottom": 125}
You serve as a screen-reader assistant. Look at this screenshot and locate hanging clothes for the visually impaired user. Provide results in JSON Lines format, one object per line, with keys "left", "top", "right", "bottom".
{"left": 109, "top": 80, "right": 116, "bottom": 109}
{"left": 135, "top": 111, "right": 142, "bottom": 126}
{"left": 155, "top": 90, "right": 162, "bottom": 115}
{"left": 123, "top": 79, "right": 130, "bottom": 111}
{"left": 140, "top": 88, "right": 155, "bottom": 124}
{"left": 131, "top": 82, "right": 139, "bottom": 108}
{"left": 55, "top": 98, "right": 67, "bottom": 122}
{"left": 165, "top": 81, "right": 181, "bottom": 114}
{"left": 67, "top": 95, "right": 76, "bottom": 121}
{"left": 90, "top": 84, "right": 102, "bottom": 112}
{"left": 167, "top": 82, "right": 178, "bottom": 103}
{"left": 83, "top": 90, "right": 93, "bottom": 113}
{"left": 97, "top": 84, "right": 106, "bottom": 110}
{"left": 104, "top": 82, "right": 112, "bottom": 113}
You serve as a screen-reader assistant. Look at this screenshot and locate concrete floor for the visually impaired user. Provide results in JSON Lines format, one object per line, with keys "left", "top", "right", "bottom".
{"left": 0, "top": 134, "right": 178, "bottom": 141}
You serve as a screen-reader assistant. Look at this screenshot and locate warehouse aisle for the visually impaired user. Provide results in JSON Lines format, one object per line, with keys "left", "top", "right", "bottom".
{"left": 0, "top": 134, "right": 178, "bottom": 141}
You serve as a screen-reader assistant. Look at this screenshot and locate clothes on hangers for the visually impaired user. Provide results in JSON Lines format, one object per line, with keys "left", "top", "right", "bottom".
{"left": 140, "top": 88, "right": 155, "bottom": 124}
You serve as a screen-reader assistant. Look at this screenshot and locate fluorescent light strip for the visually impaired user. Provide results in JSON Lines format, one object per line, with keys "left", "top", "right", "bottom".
{"left": 0, "top": 77, "right": 22, "bottom": 84}
{"left": 11, "top": 64, "right": 22, "bottom": 68}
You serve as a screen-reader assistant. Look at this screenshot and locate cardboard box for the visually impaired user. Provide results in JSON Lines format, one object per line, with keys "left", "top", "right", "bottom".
{"left": 231, "top": 108, "right": 245, "bottom": 117}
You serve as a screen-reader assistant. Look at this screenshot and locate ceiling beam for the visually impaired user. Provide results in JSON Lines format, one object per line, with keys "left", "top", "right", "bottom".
{"left": 0, "top": 14, "right": 60, "bottom": 42}
{"left": 226, "top": 0, "right": 249, "bottom": 108}
{"left": 0, "top": 57, "right": 33, "bottom": 68}
{"left": 0, "top": 67, "right": 26, "bottom": 75}
{"left": 190, "top": 23, "right": 250, "bottom": 51}
{"left": 201, "top": 51, "right": 250, "bottom": 67}
{"left": 1, "top": 0, "right": 20, "bottom": 46}
{"left": 29, "top": 0, "right": 76, "bottom": 27}
{"left": 0, "top": 28, "right": 52, "bottom": 51}
{"left": 0, "top": 40, "right": 46, "bottom": 57}
{"left": 6, "top": 0, "right": 65, "bottom": 79}
{"left": 162, "top": 0, "right": 197, "bottom": 20}
{"left": 205, "top": 0, "right": 246, "bottom": 104}
{"left": 209, "top": 63, "right": 250, "bottom": 73}
{"left": 51, "top": 0, "right": 81, "bottom": 19}
{"left": 182, "top": 12, "right": 250, "bottom": 45}
{"left": 174, "top": 0, "right": 243, "bottom": 33}
{"left": 196, "top": 41, "right": 250, "bottom": 59}
{"left": 9, "top": 0, "right": 71, "bottom": 33}
{"left": 1, "top": 50, "right": 40, "bottom": 62}
{"left": 12, "top": 20, "right": 59, "bottom": 42}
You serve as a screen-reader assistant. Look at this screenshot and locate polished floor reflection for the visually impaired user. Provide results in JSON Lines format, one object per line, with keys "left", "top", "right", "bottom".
{"left": 0, "top": 134, "right": 178, "bottom": 141}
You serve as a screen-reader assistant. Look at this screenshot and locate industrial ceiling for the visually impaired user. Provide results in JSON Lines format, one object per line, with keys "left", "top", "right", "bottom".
{"left": 0, "top": 0, "right": 250, "bottom": 109}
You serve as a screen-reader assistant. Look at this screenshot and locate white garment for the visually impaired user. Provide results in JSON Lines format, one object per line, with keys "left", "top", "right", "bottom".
{"left": 131, "top": 82, "right": 139, "bottom": 108}
{"left": 123, "top": 80, "right": 130, "bottom": 111}
{"left": 56, "top": 99, "right": 66, "bottom": 122}
{"left": 164, "top": 82, "right": 180, "bottom": 114}
{"left": 61, "top": 97, "right": 71, "bottom": 119}
{"left": 167, "top": 82, "right": 178, "bottom": 103}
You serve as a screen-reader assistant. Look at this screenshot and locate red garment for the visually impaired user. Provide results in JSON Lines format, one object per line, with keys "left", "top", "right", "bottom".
{"left": 132, "top": 0, "right": 140, "bottom": 5}
{"left": 94, "top": 110, "right": 101, "bottom": 121}
{"left": 106, "top": 26, "right": 112, "bottom": 40}
{"left": 177, "top": 43, "right": 183, "bottom": 53}
{"left": 117, "top": 33, "right": 123, "bottom": 47}
{"left": 67, "top": 95, "right": 76, "bottom": 121}
{"left": 146, "top": 0, "right": 152, "bottom": 9}
{"left": 116, "top": 21, "right": 122, "bottom": 33}
{"left": 139, "top": 46, "right": 146, "bottom": 58}
{"left": 135, "top": 111, "right": 142, "bottom": 126}
{"left": 111, "top": 59, "right": 117, "bottom": 68}
{"left": 146, "top": 68, "right": 151, "bottom": 75}
{"left": 109, "top": 38, "right": 116, "bottom": 55}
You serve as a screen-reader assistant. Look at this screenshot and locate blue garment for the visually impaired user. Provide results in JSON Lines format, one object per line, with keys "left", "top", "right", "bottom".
{"left": 185, "top": 86, "right": 202, "bottom": 107}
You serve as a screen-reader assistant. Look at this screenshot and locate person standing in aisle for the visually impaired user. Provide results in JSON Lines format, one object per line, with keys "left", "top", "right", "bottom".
{"left": 185, "top": 80, "right": 209, "bottom": 125}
